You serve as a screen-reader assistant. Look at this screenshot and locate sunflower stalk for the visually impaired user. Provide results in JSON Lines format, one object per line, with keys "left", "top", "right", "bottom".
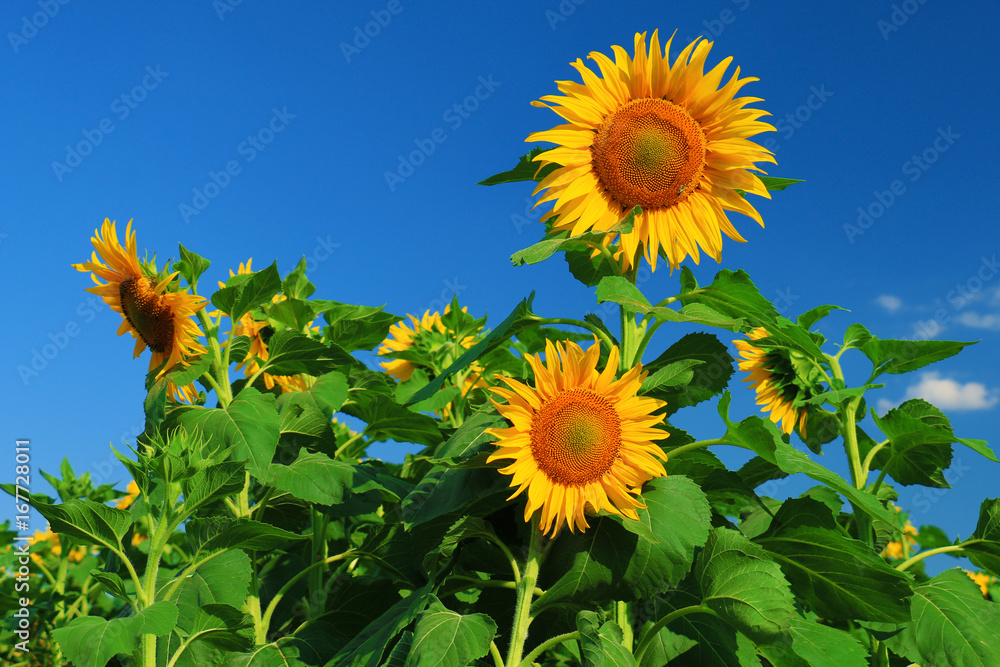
{"left": 505, "top": 517, "right": 547, "bottom": 667}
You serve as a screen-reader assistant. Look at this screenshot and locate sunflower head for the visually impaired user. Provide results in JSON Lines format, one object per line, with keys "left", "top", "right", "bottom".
{"left": 115, "top": 480, "right": 141, "bottom": 510}
{"left": 527, "top": 30, "right": 775, "bottom": 272}
{"left": 378, "top": 304, "right": 482, "bottom": 382}
{"left": 73, "top": 219, "right": 208, "bottom": 377}
{"left": 734, "top": 327, "right": 817, "bottom": 436}
{"left": 487, "top": 340, "right": 668, "bottom": 537}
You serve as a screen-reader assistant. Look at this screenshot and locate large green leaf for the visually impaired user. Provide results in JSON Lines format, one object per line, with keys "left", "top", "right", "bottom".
{"left": 537, "top": 476, "right": 711, "bottom": 606}
{"left": 175, "top": 388, "right": 280, "bottom": 479}
{"left": 267, "top": 450, "right": 408, "bottom": 506}
{"left": 577, "top": 611, "right": 638, "bottom": 667}
{"left": 181, "top": 462, "right": 247, "bottom": 516}
{"left": 644, "top": 333, "right": 734, "bottom": 415}
{"left": 757, "top": 498, "right": 912, "bottom": 622}
{"left": 402, "top": 597, "right": 496, "bottom": 666}
{"left": 326, "top": 582, "right": 433, "bottom": 667}
{"left": 277, "top": 372, "right": 349, "bottom": 437}
{"left": 695, "top": 527, "right": 795, "bottom": 643}
{"left": 320, "top": 301, "right": 399, "bottom": 353}
{"left": 861, "top": 338, "right": 974, "bottom": 376}
{"left": 360, "top": 394, "right": 442, "bottom": 446}
{"left": 596, "top": 277, "right": 743, "bottom": 330}
{"left": 717, "top": 393, "right": 897, "bottom": 527}
{"left": 870, "top": 399, "right": 956, "bottom": 487}
{"left": 211, "top": 261, "right": 281, "bottom": 322}
{"left": 32, "top": 498, "right": 132, "bottom": 550}
{"left": 52, "top": 601, "right": 178, "bottom": 667}
{"left": 197, "top": 519, "right": 307, "bottom": 553}
{"left": 787, "top": 616, "right": 869, "bottom": 667}
{"left": 876, "top": 569, "right": 1000, "bottom": 667}
{"left": 261, "top": 330, "right": 356, "bottom": 376}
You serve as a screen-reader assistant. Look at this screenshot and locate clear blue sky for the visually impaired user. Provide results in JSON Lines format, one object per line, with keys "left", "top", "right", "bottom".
{"left": 3, "top": 1, "right": 998, "bottom": 572}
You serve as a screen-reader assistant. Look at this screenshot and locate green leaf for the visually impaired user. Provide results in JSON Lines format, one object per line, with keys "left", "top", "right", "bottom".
{"left": 577, "top": 611, "right": 638, "bottom": 667}
{"left": 277, "top": 372, "right": 349, "bottom": 437}
{"left": 267, "top": 296, "right": 319, "bottom": 333}
{"left": 871, "top": 399, "right": 958, "bottom": 487}
{"left": 361, "top": 394, "right": 442, "bottom": 446}
{"left": 477, "top": 147, "right": 560, "bottom": 185}
{"left": 404, "top": 293, "right": 534, "bottom": 407}
{"left": 843, "top": 323, "right": 873, "bottom": 350}
{"left": 328, "top": 582, "right": 433, "bottom": 667}
{"left": 511, "top": 208, "right": 638, "bottom": 266}
{"left": 876, "top": 569, "right": 1000, "bottom": 667}
{"left": 403, "top": 597, "right": 496, "bottom": 666}
{"left": 281, "top": 257, "right": 315, "bottom": 299}
{"left": 424, "top": 516, "right": 503, "bottom": 574}
{"left": 796, "top": 305, "right": 847, "bottom": 331}
{"left": 261, "top": 330, "right": 355, "bottom": 376}
{"left": 175, "top": 388, "right": 280, "bottom": 479}
{"left": 968, "top": 498, "right": 1000, "bottom": 574}
{"left": 267, "top": 450, "right": 407, "bottom": 506}
{"left": 596, "top": 275, "right": 652, "bottom": 311}
{"left": 641, "top": 359, "right": 705, "bottom": 393}
{"left": 89, "top": 570, "right": 130, "bottom": 604}
{"left": 759, "top": 176, "right": 805, "bottom": 192}
{"left": 757, "top": 498, "right": 913, "bottom": 623}
{"left": 787, "top": 616, "right": 869, "bottom": 667}
{"left": 717, "top": 393, "right": 897, "bottom": 527}
{"left": 33, "top": 498, "right": 132, "bottom": 550}
{"left": 644, "top": 333, "right": 734, "bottom": 415}
{"left": 321, "top": 302, "right": 399, "bottom": 353}
{"left": 211, "top": 261, "right": 282, "bottom": 322}
{"left": 198, "top": 519, "right": 307, "bottom": 553}
{"left": 656, "top": 588, "right": 758, "bottom": 667}
{"left": 176, "top": 244, "right": 211, "bottom": 285}
{"left": 172, "top": 550, "right": 253, "bottom": 636}
{"left": 181, "top": 462, "right": 247, "bottom": 516}
{"left": 565, "top": 243, "right": 617, "bottom": 287}
{"left": 537, "top": 476, "right": 711, "bottom": 606}
{"left": 52, "top": 601, "right": 178, "bottom": 667}
{"left": 861, "top": 338, "right": 974, "bottom": 376}
{"left": 696, "top": 527, "right": 796, "bottom": 643}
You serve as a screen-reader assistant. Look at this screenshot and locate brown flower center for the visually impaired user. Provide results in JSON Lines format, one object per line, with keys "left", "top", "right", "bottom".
{"left": 120, "top": 277, "right": 174, "bottom": 353}
{"left": 530, "top": 388, "right": 621, "bottom": 485}
{"left": 591, "top": 98, "right": 706, "bottom": 210}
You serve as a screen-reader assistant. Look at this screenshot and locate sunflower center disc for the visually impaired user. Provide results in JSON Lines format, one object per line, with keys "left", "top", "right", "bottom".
{"left": 531, "top": 388, "right": 622, "bottom": 485}
{"left": 591, "top": 98, "right": 706, "bottom": 210}
{"left": 120, "top": 277, "right": 175, "bottom": 353}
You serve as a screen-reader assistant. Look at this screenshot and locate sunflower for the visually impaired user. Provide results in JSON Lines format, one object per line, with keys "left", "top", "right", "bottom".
{"left": 72, "top": 219, "right": 207, "bottom": 377}
{"left": 487, "top": 340, "right": 668, "bottom": 537}
{"left": 27, "top": 527, "right": 88, "bottom": 565}
{"left": 115, "top": 480, "right": 141, "bottom": 510}
{"left": 527, "top": 30, "right": 774, "bottom": 271}
{"left": 734, "top": 327, "right": 810, "bottom": 435}
{"left": 378, "top": 310, "right": 448, "bottom": 382}
{"left": 883, "top": 521, "right": 918, "bottom": 560}
{"left": 965, "top": 570, "right": 995, "bottom": 597}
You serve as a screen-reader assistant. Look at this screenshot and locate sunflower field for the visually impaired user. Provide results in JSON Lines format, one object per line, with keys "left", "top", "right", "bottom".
{"left": 3, "top": 27, "right": 1000, "bottom": 667}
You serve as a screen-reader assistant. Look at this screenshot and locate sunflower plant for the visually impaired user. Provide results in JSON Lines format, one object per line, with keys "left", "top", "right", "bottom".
{"left": 3, "top": 28, "right": 1000, "bottom": 667}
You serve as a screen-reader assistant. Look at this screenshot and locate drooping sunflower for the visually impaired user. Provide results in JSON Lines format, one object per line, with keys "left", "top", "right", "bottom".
{"left": 72, "top": 219, "right": 207, "bottom": 378}
{"left": 734, "top": 327, "right": 810, "bottom": 435}
{"left": 487, "top": 340, "right": 668, "bottom": 537}
{"left": 528, "top": 30, "right": 775, "bottom": 271}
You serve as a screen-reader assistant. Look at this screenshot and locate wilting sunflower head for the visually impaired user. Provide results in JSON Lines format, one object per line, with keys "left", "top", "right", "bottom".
{"left": 734, "top": 327, "right": 813, "bottom": 436}
{"left": 528, "top": 30, "right": 775, "bottom": 272}
{"left": 72, "top": 219, "right": 208, "bottom": 377}
{"left": 486, "top": 340, "right": 668, "bottom": 537}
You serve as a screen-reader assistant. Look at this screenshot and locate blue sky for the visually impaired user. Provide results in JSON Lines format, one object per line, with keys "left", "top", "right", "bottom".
{"left": 3, "top": 1, "right": 998, "bottom": 572}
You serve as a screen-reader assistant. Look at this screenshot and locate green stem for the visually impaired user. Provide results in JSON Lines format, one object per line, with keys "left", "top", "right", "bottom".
{"left": 489, "top": 641, "right": 505, "bottom": 667}
{"left": 526, "top": 316, "right": 615, "bottom": 351}
{"left": 615, "top": 600, "right": 633, "bottom": 651}
{"left": 634, "top": 605, "right": 717, "bottom": 662}
{"left": 260, "top": 551, "right": 355, "bottom": 638}
{"left": 860, "top": 439, "right": 890, "bottom": 482}
{"left": 505, "top": 518, "right": 545, "bottom": 667}
{"left": 896, "top": 545, "right": 965, "bottom": 572}
{"left": 666, "top": 438, "right": 741, "bottom": 459}
{"left": 517, "top": 631, "right": 580, "bottom": 666}
{"left": 196, "top": 310, "right": 232, "bottom": 407}
{"left": 333, "top": 432, "right": 366, "bottom": 459}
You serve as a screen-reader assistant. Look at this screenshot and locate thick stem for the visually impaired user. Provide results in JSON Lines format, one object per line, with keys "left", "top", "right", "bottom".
{"left": 615, "top": 600, "right": 633, "bottom": 651}
{"left": 505, "top": 519, "right": 545, "bottom": 667}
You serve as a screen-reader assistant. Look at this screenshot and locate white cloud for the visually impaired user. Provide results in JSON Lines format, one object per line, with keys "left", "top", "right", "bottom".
{"left": 875, "top": 294, "right": 903, "bottom": 313}
{"left": 956, "top": 311, "right": 1000, "bottom": 330}
{"left": 900, "top": 372, "right": 999, "bottom": 411}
